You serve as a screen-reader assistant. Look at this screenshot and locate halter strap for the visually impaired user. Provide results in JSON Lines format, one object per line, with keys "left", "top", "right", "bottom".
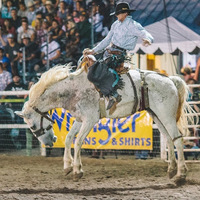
{"left": 33, "top": 107, "right": 55, "bottom": 123}
{"left": 31, "top": 107, "right": 55, "bottom": 137}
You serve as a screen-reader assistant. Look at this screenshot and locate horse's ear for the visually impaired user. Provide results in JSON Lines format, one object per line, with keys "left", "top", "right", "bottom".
{"left": 14, "top": 111, "right": 25, "bottom": 118}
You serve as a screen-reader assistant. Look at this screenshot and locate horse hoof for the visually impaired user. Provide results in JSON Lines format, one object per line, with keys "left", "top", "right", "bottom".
{"left": 73, "top": 172, "right": 83, "bottom": 182}
{"left": 173, "top": 175, "right": 186, "bottom": 186}
{"left": 168, "top": 168, "right": 177, "bottom": 179}
{"left": 64, "top": 167, "right": 73, "bottom": 176}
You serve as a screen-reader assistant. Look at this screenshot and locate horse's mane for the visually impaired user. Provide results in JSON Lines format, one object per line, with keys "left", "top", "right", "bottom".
{"left": 28, "top": 63, "right": 84, "bottom": 107}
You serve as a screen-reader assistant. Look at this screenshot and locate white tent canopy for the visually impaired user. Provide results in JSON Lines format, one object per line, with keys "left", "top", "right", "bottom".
{"left": 133, "top": 17, "right": 200, "bottom": 54}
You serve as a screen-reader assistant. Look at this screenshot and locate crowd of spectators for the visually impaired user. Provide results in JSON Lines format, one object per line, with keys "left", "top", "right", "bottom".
{"left": 0, "top": 0, "right": 114, "bottom": 89}
{"left": 0, "top": 0, "right": 115, "bottom": 150}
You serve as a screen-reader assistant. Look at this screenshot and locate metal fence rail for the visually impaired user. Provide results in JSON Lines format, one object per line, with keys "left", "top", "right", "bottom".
{"left": 1, "top": 88, "right": 199, "bottom": 161}
{"left": 0, "top": 91, "right": 161, "bottom": 158}
{"left": 161, "top": 84, "right": 200, "bottom": 162}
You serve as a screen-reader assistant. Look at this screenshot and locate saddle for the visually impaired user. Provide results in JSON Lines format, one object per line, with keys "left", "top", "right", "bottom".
{"left": 80, "top": 55, "right": 129, "bottom": 115}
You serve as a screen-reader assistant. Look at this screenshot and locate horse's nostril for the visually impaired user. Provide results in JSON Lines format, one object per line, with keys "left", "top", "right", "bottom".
{"left": 53, "top": 136, "right": 57, "bottom": 142}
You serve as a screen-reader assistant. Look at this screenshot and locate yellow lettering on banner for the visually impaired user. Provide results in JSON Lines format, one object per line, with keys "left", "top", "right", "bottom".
{"left": 50, "top": 109, "right": 153, "bottom": 150}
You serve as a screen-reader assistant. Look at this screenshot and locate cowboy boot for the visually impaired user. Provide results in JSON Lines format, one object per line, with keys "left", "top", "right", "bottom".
{"left": 106, "top": 94, "right": 122, "bottom": 110}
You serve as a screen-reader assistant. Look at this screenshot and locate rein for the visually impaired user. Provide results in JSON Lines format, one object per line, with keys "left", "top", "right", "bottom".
{"left": 31, "top": 107, "right": 55, "bottom": 137}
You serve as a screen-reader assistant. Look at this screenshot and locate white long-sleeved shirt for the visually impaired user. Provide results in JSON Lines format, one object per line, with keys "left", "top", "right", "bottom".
{"left": 93, "top": 16, "right": 154, "bottom": 53}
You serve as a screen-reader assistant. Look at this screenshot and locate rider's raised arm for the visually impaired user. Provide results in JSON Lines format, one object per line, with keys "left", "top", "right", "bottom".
{"left": 92, "top": 23, "right": 115, "bottom": 53}
{"left": 132, "top": 21, "right": 154, "bottom": 45}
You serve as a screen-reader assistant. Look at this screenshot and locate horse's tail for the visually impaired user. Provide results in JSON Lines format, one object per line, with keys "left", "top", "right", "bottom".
{"left": 169, "top": 76, "right": 197, "bottom": 136}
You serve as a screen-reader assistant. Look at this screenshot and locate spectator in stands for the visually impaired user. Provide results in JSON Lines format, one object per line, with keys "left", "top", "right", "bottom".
{"left": 66, "top": 15, "right": 73, "bottom": 22}
{"left": 41, "top": 19, "right": 50, "bottom": 41}
{"left": 27, "top": 1, "right": 36, "bottom": 26}
{"left": 75, "top": 0, "right": 86, "bottom": 12}
{"left": 55, "top": 0, "right": 74, "bottom": 11}
{"left": 3, "top": 18, "right": 16, "bottom": 36}
{"left": 31, "top": 11, "right": 44, "bottom": 28}
{"left": 65, "top": 20, "right": 80, "bottom": 60}
{"left": 72, "top": 10, "right": 80, "bottom": 23}
{"left": 18, "top": 33, "right": 40, "bottom": 78}
{"left": 40, "top": 0, "right": 48, "bottom": 14}
{"left": 181, "top": 65, "right": 195, "bottom": 82}
{"left": 2, "top": 74, "right": 28, "bottom": 148}
{"left": 186, "top": 78, "right": 200, "bottom": 112}
{"left": 18, "top": 2, "right": 28, "bottom": 18}
{"left": 4, "top": 34, "right": 20, "bottom": 76}
{"left": 57, "top": 0, "right": 68, "bottom": 23}
{"left": 41, "top": 32, "right": 61, "bottom": 68}
{"left": 17, "top": 19, "right": 35, "bottom": 44}
{"left": 10, "top": 7, "right": 22, "bottom": 30}
{"left": 77, "top": 11, "right": 91, "bottom": 51}
{"left": 34, "top": 0, "right": 43, "bottom": 13}
{"left": 50, "top": 19, "right": 64, "bottom": 43}
{"left": 35, "top": 18, "right": 46, "bottom": 47}
{"left": 0, "top": 47, "right": 11, "bottom": 73}
{"left": 1, "top": 0, "right": 14, "bottom": 19}
{"left": 0, "top": 26, "right": 7, "bottom": 47}
{"left": 44, "top": 0, "right": 55, "bottom": 16}
{"left": 0, "top": 62, "right": 12, "bottom": 93}
{"left": 52, "top": 11, "right": 63, "bottom": 25}
{"left": 10, "top": 0, "right": 21, "bottom": 9}
{"left": 99, "top": 0, "right": 112, "bottom": 29}
{"left": 64, "top": 0, "right": 74, "bottom": 13}
{"left": 4, "top": 75, "right": 27, "bottom": 100}
{"left": 45, "top": 13, "right": 54, "bottom": 28}
{"left": 90, "top": 3, "right": 104, "bottom": 42}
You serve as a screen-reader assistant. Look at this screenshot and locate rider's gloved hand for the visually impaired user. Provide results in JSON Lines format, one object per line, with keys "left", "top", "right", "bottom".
{"left": 142, "top": 39, "right": 151, "bottom": 47}
{"left": 83, "top": 48, "right": 95, "bottom": 56}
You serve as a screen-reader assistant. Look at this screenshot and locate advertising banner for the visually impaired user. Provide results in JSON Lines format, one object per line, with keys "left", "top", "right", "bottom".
{"left": 51, "top": 108, "right": 153, "bottom": 150}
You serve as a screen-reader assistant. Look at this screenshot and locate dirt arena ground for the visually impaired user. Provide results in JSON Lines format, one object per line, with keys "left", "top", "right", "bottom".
{"left": 0, "top": 154, "right": 200, "bottom": 200}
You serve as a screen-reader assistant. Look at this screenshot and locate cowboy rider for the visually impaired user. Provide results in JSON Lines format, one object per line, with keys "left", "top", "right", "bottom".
{"left": 84, "top": 2, "right": 154, "bottom": 110}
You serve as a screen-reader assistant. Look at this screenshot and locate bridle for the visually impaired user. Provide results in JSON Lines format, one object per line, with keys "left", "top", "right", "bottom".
{"left": 30, "top": 107, "right": 55, "bottom": 138}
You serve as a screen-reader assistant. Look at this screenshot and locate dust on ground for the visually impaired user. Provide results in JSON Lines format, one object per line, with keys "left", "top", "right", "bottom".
{"left": 0, "top": 154, "right": 200, "bottom": 200}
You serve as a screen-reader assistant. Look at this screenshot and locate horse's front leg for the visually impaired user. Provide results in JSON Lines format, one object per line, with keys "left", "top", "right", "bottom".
{"left": 63, "top": 121, "right": 81, "bottom": 176}
{"left": 73, "top": 121, "right": 96, "bottom": 181}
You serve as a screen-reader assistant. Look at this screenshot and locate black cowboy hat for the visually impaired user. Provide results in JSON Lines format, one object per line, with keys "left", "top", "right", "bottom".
{"left": 110, "top": 2, "right": 136, "bottom": 16}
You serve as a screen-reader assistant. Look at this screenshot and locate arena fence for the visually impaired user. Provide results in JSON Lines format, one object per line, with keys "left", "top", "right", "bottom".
{"left": 0, "top": 89, "right": 199, "bottom": 161}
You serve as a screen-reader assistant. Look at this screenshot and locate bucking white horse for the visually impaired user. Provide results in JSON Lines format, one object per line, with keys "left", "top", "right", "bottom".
{"left": 16, "top": 62, "right": 194, "bottom": 185}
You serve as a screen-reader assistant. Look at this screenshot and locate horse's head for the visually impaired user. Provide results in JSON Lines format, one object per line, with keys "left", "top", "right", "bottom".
{"left": 15, "top": 102, "right": 57, "bottom": 147}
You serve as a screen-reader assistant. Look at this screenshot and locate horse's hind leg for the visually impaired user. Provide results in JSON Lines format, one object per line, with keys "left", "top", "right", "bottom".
{"left": 63, "top": 121, "right": 81, "bottom": 176}
{"left": 173, "top": 137, "right": 187, "bottom": 185}
{"left": 160, "top": 120, "right": 187, "bottom": 185}
{"left": 153, "top": 116, "right": 177, "bottom": 179}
